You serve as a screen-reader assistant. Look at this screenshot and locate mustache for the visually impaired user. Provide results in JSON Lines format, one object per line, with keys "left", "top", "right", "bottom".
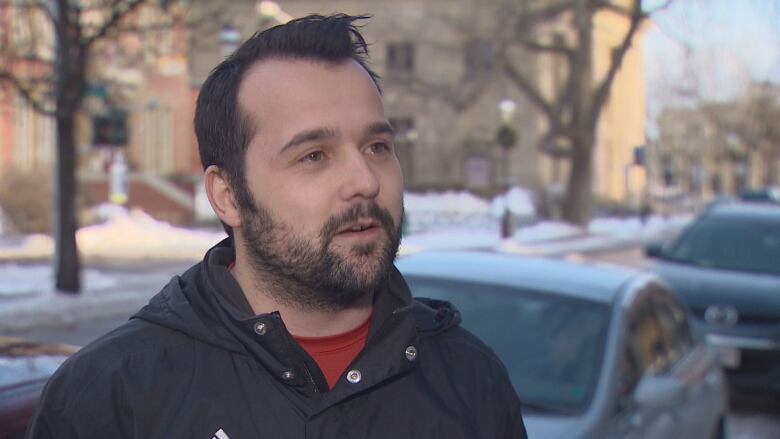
{"left": 320, "top": 202, "right": 396, "bottom": 242}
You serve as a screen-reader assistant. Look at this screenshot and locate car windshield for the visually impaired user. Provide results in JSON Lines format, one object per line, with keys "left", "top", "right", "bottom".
{"left": 405, "top": 277, "right": 610, "bottom": 414}
{"left": 663, "top": 216, "right": 780, "bottom": 275}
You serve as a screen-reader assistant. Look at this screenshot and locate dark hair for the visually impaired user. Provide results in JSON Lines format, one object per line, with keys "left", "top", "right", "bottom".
{"left": 194, "top": 13, "right": 381, "bottom": 236}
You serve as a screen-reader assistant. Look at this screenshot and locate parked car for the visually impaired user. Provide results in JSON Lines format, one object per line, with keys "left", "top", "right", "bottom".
{"left": 739, "top": 186, "right": 780, "bottom": 204}
{"left": 0, "top": 336, "right": 77, "bottom": 439}
{"left": 646, "top": 202, "right": 780, "bottom": 395}
{"left": 397, "top": 251, "right": 728, "bottom": 439}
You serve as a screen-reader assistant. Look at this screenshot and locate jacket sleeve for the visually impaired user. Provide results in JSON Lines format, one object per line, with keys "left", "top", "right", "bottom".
{"left": 497, "top": 380, "right": 528, "bottom": 439}
{"left": 25, "top": 356, "right": 135, "bottom": 439}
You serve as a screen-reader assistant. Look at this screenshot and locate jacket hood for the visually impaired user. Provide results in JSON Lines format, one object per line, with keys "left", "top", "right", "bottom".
{"left": 132, "top": 263, "right": 246, "bottom": 354}
{"left": 412, "top": 297, "right": 462, "bottom": 336}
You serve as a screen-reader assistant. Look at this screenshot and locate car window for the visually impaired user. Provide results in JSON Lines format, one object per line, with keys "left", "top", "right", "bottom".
{"left": 405, "top": 276, "right": 610, "bottom": 414}
{"left": 665, "top": 217, "right": 780, "bottom": 275}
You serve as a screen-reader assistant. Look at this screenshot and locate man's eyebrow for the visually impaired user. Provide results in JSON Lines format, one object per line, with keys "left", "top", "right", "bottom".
{"left": 367, "top": 121, "right": 395, "bottom": 138}
{"left": 281, "top": 127, "right": 338, "bottom": 153}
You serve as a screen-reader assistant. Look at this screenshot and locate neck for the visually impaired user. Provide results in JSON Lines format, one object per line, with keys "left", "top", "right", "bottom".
{"left": 230, "top": 248, "right": 373, "bottom": 338}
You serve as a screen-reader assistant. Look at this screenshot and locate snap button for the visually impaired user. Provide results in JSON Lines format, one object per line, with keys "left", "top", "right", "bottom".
{"left": 346, "top": 369, "right": 362, "bottom": 384}
{"left": 282, "top": 370, "right": 295, "bottom": 380}
{"left": 254, "top": 321, "right": 267, "bottom": 335}
{"left": 405, "top": 345, "right": 418, "bottom": 362}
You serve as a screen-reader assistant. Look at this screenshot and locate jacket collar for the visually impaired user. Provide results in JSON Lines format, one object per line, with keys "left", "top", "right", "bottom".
{"left": 198, "top": 238, "right": 421, "bottom": 406}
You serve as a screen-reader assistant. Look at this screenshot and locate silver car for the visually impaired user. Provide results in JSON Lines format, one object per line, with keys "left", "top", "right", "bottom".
{"left": 397, "top": 251, "right": 728, "bottom": 439}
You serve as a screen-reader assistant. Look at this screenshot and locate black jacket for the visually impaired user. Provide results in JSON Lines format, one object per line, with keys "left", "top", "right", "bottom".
{"left": 27, "top": 241, "right": 527, "bottom": 438}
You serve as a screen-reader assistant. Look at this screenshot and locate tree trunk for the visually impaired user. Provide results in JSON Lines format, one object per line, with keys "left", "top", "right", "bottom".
{"left": 562, "top": 142, "right": 594, "bottom": 225}
{"left": 54, "top": 113, "right": 80, "bottom": 293}
{"left": 54, "top": 1, "right": 83, "bottom": 293}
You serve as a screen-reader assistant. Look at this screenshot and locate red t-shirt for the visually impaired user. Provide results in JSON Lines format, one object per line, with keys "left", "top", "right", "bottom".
{"left": 293, "top": 314, "right": 371, "bottom": 389}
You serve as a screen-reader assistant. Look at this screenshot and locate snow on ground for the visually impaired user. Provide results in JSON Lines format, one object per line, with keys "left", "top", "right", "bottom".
{"left": 0, "top": 208, "right": 226, "bottom": 261}
{"left": 0, "top": 189, "right": 692, "bottom": 279}
{"left": 490, "top": 187, "right": 536, "bottom": 218}
{"left": 589, "top": 214, "right": 694, "bottom": 238}
{"left": 0, "top": 263, "right": 119, "bottom": 297}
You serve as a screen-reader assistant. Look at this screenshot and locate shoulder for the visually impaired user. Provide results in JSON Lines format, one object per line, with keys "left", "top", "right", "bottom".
{"left": 412, "top": 298, "right": 504, "bottom": 369}
{"left": 38, "top": 319, "right": 194, "bottom": 412}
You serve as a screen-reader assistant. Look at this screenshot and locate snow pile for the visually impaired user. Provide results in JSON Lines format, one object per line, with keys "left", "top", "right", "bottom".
{"left": 404, "top": 191, "right": 491, "bottom": 213}
{"left": 404, "top": 187, "right": 538, "bottom": 234}
{"left": 403, "top": 191, "right": 496, "bottom": 234}
{"left": 0, "top": 207, "right": 226, "bottom": 261}
{"left": 490, "top": 187, "right": 536, "bottom": 218}
{"left": 400, "top": 229, "right": 501, "bottom": 255}
{"left": 77, "top": 208, "right": 226, "bottom": 260}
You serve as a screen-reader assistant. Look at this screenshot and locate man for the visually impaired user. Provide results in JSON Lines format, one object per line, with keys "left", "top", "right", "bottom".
{"left": 28, "top": 14, "right": 526, "bottom": 438}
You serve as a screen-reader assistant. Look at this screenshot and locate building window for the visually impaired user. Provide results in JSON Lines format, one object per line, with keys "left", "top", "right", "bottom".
{"left": 140, "top": 100, "right": 175, "bottom": 173}
{"left": 464, "top": 156, "right": 492, "bottom": 190}
{"left": 463, "top": 39, "right": 495, "bottom": 79}
{"left": 14, "top": 93, "right": 54, "bottom": 170}
{"left": 386, "top": 42, "right": 414, "bottom": 74}
{"left": 389, "top": 117, "right": 416, "bottom": 183}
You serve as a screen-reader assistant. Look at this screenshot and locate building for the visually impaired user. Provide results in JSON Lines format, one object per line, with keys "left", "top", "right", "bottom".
{"left": 1, "top": 0, "right": 649, "bottom": 225}
{"left": 654, "top": 82, "right": 780, "bottom": 205}
{"left": 188, "top": 0, "right": 648, "bottom": 207}
{"left": 0, "top": 3, "right": 200, "bottom": 225}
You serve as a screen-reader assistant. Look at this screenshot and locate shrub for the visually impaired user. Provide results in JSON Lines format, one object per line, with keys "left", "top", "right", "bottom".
{"left": 0, "top": 168, "right": 53, "bottom": 234}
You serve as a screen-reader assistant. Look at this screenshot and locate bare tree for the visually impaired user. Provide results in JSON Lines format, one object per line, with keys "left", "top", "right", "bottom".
{"left": 495, "top": 0, "right": 673, "bottom": 224}
{"left": 387, "top": 0, "right": 671, "bottom": 224}
{"left": 0, "top": 0, "right": 182, "bottom": 293}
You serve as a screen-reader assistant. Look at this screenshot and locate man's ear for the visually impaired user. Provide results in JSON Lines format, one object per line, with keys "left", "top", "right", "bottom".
{"left": 204, "top": 165, "right": 241, "bottom": 228}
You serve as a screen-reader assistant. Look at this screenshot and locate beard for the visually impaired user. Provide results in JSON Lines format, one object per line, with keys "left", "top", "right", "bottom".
{"left": 237, "top": 192, "right": 402, "bottom": 312}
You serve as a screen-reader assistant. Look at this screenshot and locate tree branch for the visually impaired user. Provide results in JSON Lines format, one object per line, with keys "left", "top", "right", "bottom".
{"left": 0, "top": 70, "right": 56, "bottom": 116}
{"left": 84, "top": 0, "right": 148, "bottom": 48}
{"left": 385, "top": 73, "right": 492, "bottom": 114}
{"left": 500, "top": 50, "right": 557, "bottom": 127}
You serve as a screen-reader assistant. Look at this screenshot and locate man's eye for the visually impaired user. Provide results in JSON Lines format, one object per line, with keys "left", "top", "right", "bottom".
{"left": 301, "top": 151, "right": 325, "bottom": 163}
{"left": 368, "top": 142, "right": 391, "bottom": 155}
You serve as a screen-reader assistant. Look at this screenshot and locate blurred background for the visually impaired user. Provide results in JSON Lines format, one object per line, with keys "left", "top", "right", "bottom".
{"left": 0, "top": 0, "right": 778, "bottom": 437}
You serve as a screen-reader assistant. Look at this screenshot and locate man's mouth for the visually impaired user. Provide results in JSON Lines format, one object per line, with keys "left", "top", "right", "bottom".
{"left": 337, "top": 219, "right": 379, "bottom": 234}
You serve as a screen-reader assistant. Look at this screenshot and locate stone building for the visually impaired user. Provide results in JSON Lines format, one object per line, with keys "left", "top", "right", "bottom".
{"left": 1, "top": 0, "right": 649, "bottom": 225}
{"left": 188, "top": 0, "right": 649, "bottom": 203}
{"left": 654, "top": 82, "right": 780, "bottom": 204}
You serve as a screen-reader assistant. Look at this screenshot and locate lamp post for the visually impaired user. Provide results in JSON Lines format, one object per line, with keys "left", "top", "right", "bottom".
{"left": 496, "top": 99, "right": 517, "bottom": 238}
{"left": 256, "top": 1, "right": 292, "bottom": 24}
{"left": 219, "top": 24, "right": 241, "bottom": 58}
{"left": 497, "top": 99, "right": 518, "bottom": 188}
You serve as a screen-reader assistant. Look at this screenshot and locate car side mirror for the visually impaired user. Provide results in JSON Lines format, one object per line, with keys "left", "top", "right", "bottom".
{"left": 633, "top": 375, "right": 684, "bottom": 409}
{"left": 644, "top": 242, "right": 664, "bottom": 258}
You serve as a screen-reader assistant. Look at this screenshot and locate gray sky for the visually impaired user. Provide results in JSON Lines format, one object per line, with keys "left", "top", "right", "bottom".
{"left": 645, "top": 0, "right": 780, "bottom": 104}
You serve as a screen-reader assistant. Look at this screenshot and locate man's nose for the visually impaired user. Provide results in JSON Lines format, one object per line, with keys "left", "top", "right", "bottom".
{"left": 338, "top": 150, "right": 380, "bottom": 200}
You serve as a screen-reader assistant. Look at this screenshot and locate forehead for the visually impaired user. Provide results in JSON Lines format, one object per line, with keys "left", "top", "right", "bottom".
{"left": 237, "top": 58, "right": 384, "bottom": 142}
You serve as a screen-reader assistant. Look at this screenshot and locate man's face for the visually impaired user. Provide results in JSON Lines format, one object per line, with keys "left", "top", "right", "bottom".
{"left": 234, "top": 59, "right": 404, "bottom": 311}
